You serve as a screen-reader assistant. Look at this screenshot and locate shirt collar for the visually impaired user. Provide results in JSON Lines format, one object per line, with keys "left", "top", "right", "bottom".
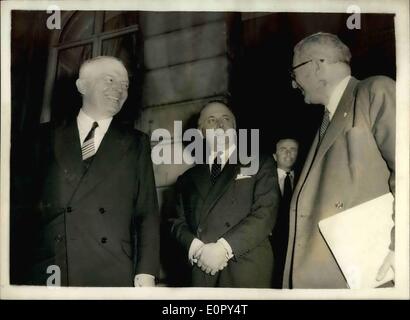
{"left": 277, "top": 167, "right": 294, "bottom": 177}
{"left": 326, "top": 75, "right": 351, "bottom": 120}
{"left": 208, "top": 143, "right": 236, "bottom": 166}
{"left": 77, "top": 108, "right": 113, "bottom": 138}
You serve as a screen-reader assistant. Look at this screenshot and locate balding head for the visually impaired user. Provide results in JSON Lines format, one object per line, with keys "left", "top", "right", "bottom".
{"left": 198, "top": 100, "right": 236, "bottom": 133}
{"left": 294, "top": 32, "right": 351, "bottom": 65}
{"left": 291, "top": 32, "right": 352, "bottom": 106}
{"left": 197, "top": 100, "right": 237, "bottom": 153}
{"left": 78, "top": 56, "right": 128, "bottom": 80}
{"left": 76, "top": 56, "right": 129, "bottom": 120}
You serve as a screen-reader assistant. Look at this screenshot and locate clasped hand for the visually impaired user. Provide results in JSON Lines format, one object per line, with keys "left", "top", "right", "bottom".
{"left": 193, "top": 242, "right": 228, "bottom": 275}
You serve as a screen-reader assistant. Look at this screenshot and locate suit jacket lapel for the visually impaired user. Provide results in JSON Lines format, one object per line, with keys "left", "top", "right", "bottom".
{"left": 70, "top": 120, "right": 133, "bottom": 203}
{"left": 292, "top": 132, "right": 319, "bottom": 202}
{"left": 190, "top": 164, "right": 212, "bottom": 200}
{"left": 188, "top": 164, "right": 212, "bottom": 226}
{"left": 198, "top": 162, "right": 239, "bottom": 225}
{"left": 292, "top": 78, "right": 359, "bottom": 202}
{"left": 54, "top": 120, "right": 84, "bottom": 202}
{"left": 313, "top": 77, "right": 359, "bottom": 166}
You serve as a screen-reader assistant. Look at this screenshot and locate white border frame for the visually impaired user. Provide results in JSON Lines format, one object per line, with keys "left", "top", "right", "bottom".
{"left": 1, "top": 0, "right": 409, "bottom": 300}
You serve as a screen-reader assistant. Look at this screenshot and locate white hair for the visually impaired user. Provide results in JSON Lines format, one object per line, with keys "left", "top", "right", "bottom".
{"left": 294, "top": 32, "right": 352, "bottom": 64}
{"left": 78, "top": 56, "right": 127, "bottom": 79}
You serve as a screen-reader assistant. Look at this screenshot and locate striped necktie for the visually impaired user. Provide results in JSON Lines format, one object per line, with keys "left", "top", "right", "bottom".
{"left": 319, "top": 108, "right": 331, "bottom": 142}
{"left": 82, "top": 121, "right": 99, "bottom": 161}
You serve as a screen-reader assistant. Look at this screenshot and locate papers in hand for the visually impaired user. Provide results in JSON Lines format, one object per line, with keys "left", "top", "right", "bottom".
{"left": 318, "top": 193, "right": 394, "bottom": 289}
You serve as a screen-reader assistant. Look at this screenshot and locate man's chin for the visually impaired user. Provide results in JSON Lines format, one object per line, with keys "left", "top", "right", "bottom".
{"left": 104, "top": 101, "right": 123, "bottom": 115}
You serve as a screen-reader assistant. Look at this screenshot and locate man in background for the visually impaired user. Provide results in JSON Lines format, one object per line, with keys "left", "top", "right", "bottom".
{"left": 271, "top": 138, "right": 299, "bottom": 288}
{"left": 283, "top": 32, "right": 395, "bottom": 288}
{"left": 29, "top": 56, "right": 160, "bottom": 287}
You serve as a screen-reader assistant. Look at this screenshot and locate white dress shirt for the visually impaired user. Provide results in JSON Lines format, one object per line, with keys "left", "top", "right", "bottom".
{"left": 77, "top": 109, "right": 112, "bottom": 150}
{"left": 207, "top": 143, "right": 237, "bottom": 171}
{"left": 277, "top": 168, "right": 295, "bottom": 196}
{"left": 326, "top": 75, "right": 351, "bottom": 120}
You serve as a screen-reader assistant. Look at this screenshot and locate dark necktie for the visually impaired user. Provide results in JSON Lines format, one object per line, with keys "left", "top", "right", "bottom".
{"left": 283, "top": 172, "right": 292, "bottom": 203}
{"left": 319, "top": 108, "right": 331, "bottom": 142}
{"left": 82, "top": 121, "right": 99, "bottom": 161}
{"left": 210, "top": 153, "right": 222, "bottom": 185}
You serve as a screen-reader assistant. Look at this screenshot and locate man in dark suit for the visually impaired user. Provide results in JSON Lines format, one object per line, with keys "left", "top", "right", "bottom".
{"left": 29, "top": 56, "right": 160, "bottom": 287}
{"left": 270, "top": 138, "right": 299, "bottom": 288}
{"left": 283, "top": 33, "right": 395, "bottom": 288}
{"left": 171, "top": 100, "right": 280, "bottom": 288}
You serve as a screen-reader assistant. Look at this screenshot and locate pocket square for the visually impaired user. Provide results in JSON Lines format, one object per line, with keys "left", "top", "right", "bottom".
{"left": 235, "top": 173, "right": 252, "bottom": 180}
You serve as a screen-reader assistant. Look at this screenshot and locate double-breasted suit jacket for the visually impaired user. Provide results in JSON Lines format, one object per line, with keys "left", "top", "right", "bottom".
{"left": 283, "top": 76, "right": 396, "bottom": 288}
{"left": 29, "top": 119, "right": 160, "bottom": 287}
{"left": 172, "top": 153, "right": 280, "bottom": 288}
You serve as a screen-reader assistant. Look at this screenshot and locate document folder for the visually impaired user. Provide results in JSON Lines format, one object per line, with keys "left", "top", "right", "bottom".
{"left": 318, "top": 193, "right": 394, "bottom": 289}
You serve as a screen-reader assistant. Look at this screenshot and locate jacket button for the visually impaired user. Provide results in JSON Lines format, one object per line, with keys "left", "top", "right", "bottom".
{"left": 99, "top": 208, "right": 105, "bottom": 214}
{"left": 225, "top": 222, "right": 231, "bottom": 228}
{"left": 55, "top": 234, "right": 63, "bottom": 242}
{"left": 101, "top": 237, "right": 107, "bottom": 244}
{"left": 66, "top": 207, "right": 72, "bottom": 213}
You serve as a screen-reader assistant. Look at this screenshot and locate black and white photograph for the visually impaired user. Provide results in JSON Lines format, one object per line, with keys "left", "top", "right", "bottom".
{"left": 0, "top": 0, "right": 409, "bottom": 300}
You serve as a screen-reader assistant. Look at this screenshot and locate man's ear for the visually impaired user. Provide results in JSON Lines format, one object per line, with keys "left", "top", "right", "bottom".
{"left": 76, "top": 79, "right": 86, "bottom": 95}
{"left": 197, "top": 122, "right": 204, "bottom": 137}
{"left": 273, "top": 153, "right": 277, "bottom": 162}
{"left": 199, "top": 127, "right": 205, "bottom": 139}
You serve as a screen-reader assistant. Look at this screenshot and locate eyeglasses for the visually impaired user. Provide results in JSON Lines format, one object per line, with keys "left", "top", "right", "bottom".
{"left": 289, "top": 58, "right": 328, "bottom": 81}
{"left": 289, "top": 60, "right": 313, "bottom": 81}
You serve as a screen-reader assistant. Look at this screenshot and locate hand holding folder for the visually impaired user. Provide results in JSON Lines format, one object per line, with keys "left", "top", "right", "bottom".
{"left": 318, "top": 193, "right": 395, "bottom": 289}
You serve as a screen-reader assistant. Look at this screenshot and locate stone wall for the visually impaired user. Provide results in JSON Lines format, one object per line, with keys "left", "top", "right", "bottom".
{"left": 136, "top": 12, "right": 233, "bottom": 284}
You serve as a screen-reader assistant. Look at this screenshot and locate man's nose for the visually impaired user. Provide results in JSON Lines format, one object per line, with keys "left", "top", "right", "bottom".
{"left": 216, "top": 119, "right": 225, "bottom": 129}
